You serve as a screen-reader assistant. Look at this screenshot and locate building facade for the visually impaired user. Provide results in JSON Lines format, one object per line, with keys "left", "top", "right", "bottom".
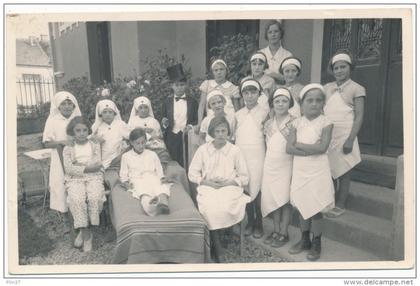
{"left": 49, "top": 19, "right": 403, "bottom": 157}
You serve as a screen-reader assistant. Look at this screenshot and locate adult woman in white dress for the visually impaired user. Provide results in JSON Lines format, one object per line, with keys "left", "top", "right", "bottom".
{"left": 259, "top": 20, "right": 293, "bottom": 84}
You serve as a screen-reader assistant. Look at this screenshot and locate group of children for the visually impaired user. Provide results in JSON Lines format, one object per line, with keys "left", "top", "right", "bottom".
{"left": 42, "top": 29, "right": 365, "bottom": 261}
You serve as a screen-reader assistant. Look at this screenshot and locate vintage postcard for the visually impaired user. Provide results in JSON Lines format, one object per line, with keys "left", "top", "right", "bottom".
{"left": 4, "top": 4, "right": 415, "bottom": 277}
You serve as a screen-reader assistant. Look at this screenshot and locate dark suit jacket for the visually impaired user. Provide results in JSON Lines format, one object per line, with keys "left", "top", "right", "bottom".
{"left": 161, "top": 95, "right": 198, "bottom": 137}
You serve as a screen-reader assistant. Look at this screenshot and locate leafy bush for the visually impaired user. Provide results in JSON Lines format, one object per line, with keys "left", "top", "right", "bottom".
{"left": 62, "top": 50, "right": 205, "bottom": 123}
{"left": 208, "top": 33, "right": 257, "bottom": 85}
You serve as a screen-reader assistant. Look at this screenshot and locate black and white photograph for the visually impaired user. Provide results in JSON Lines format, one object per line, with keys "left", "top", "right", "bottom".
{"left": 5, "top": 4, "right": 415, "bottom": 277}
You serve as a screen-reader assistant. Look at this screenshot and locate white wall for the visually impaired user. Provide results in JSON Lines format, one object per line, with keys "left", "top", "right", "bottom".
{"left": 16, "top": 65, "right": 55, "bottom": 106}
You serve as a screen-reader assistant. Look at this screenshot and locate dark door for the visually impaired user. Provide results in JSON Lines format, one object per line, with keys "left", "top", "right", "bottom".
{"left": 86, "top": 22, "right": 113, "bottom": 85}
{"left": 206, "top": 20, "right": 259, "bottom": 69}
{"left": 321, "top": 19, "right": 403, "bottom": 157}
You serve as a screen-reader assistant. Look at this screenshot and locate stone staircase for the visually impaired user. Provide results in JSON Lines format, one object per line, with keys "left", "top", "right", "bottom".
{"left": 248, "top": 154, "right": 402, "bottom": 262}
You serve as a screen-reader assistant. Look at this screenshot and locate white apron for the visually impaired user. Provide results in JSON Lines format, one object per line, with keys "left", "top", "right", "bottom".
{"left": 235, "top": 113, "right": 265, "bottom": 201}
{"left": 49, "top": 149, "right": 67, "bottom": 212}
{"left": 290, "top": 117, "right": 335, "bottom": 220}
{"left": 196, "top": 185, "right": 250, "bottom": 230}
{"left": 324, "top": 91, "right": 361, "bottom": 179}
{"left": 261, "top": 118, "right": 293, "bottom": 217}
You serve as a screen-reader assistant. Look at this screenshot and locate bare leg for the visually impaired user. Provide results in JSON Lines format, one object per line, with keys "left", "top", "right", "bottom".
{"left": 273, "top": 209, "right": 281, "bottom": 234}
{"left": 279, "top": 204, "right": 292, "bottom": 236}
{"left": 253, "top": 192, "right": 264, "bottom": 238}
{"left": 336, "top": 171, "right": 351, "bottom": 209}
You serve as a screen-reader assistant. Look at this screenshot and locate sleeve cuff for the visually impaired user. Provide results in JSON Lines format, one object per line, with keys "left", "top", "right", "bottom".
{"left": 234, "top": 178, "right": 242, "bottom": 187}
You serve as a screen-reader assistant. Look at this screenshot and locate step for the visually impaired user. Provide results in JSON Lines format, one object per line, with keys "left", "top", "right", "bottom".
{"left": 351, "top": 155, "right": 397, "bottom": 189}
{"left": 290, "top": 209, "right": 393, "bottom": 259}
{"left": 246, "top": 219, "right": 383, "bottom": 262}
{"left": 346, "top": 181, "right": 395, "bottom": 220}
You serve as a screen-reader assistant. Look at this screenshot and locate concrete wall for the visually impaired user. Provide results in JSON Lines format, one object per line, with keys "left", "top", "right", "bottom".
{"left": 53, "top": 23, "right": 90, "bottom": 88}
{"left": 137, "top": 21, "right": 206, "bottom": 78}
{"left": 109, "top": 22, "right": 140, "bottom": 79}
{"left": 259, "top": 19, "right": 323, "bottom": 85}
{"left": 175, "top": 21, "right": 206, "bottom": 78}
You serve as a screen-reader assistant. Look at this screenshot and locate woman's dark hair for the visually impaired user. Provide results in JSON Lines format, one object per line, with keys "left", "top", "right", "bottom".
{"left": 264, "top": 20, "right": 285, "bottom": 41}
{"left": 208, "top": 116, "right": 231, "bottom": 138}
{"left": 129, "top": 128, "right": 147, "bottom": 142}
{"left": 66, "top": 116, "right": 91, "bottom": 136}
{"left": 239, "top": 78, "right": 263, "bottom": 98}
{"left": 279, "top": 56, "right": 302, "bottom": 76}
{"left": 269, "top": 88, "right": 295, "bottom": 109}
{"left": 249, "top": 52, "right": 269, "bottom": 70}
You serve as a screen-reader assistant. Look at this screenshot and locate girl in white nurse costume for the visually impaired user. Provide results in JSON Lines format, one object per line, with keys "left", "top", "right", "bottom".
{"left": 43, "top": 91, "right": 81, "bottom": 213}
{"left": 324, "top": 52, "right": 366, "bottom": 218}
{"left": 235, "top": 79, "right": 269, "bottom": 239}
{"left": 189, "top": 116, "right": 250, "bottom": 262}
{"left": 286, "top": 84, "right": 335, "bottom": 261}
{"left": 261, "top": 88, "right": 295, "bottom": 248}
{"left": 91, "top": 99, "right": 130, "bottom": 189}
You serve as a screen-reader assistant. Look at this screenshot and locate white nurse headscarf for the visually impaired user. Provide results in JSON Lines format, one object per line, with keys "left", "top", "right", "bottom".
{"left": 49, "top": 91, "right": 81, "bottom": 119}
{"left": 128, "top": 96, "right": 155, "bottom": 125}
{"left": 92, "top": 99, "right": 122, "bottom": 133}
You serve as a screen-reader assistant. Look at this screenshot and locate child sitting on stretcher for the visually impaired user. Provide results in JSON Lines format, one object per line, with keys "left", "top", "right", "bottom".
{"left": 119, "top": 128, "right": 173, "bottom": 216}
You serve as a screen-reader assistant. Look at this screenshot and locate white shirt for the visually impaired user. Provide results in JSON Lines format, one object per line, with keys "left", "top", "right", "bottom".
{"left": 73, "top": 142, "right": 93, "bottom": 165}
{"left": 119, "top": 149, "right": 164, "bottom": 183}
{"left": 173, "top": 94, "right": 187, "bottom": 134}
{"left": 128, "top": 116, "right": 162, "bottom": 137}
{"left": 235, "top": 104, "right": 268, "bottom": 145}
{"left": 188, "top": 141, "right": 249, "bottom": 187}
{"left": 96, "top": 120, "right": 130, "bottom": 169}
{"left": 42, "top": 114, "right": 73, "bottom": 142}
{"left": 260, "top": 45, "right": 293, "bottom": 75}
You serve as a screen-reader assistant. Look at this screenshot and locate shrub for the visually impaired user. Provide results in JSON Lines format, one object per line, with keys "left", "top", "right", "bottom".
{"left": 208, "top": 33, "right": 257, "bottom": 85}
{"left": 62, "top": 50, "right": 205, "bottom": 123}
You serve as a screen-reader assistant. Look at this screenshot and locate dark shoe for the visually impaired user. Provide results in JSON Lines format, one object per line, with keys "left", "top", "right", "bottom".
{"left": 271, "top": 234, "right": 289, "bottom": 248}
{"left": 244, "top": 224, "right": 253, "bottom": 236}
{"left": 307, "top": 235, "right": 322, "bottom": 261}
{"left": 288, "top": 231, "right": 311, "bottom": 254}
{"left": 252, "top": 227, "right": 264, "bottom": 239}
{"left": 263, "top": 232, "right": 276, "bottom": 245}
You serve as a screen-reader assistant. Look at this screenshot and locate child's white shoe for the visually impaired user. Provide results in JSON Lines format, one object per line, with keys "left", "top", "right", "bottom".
{"left": 74, "top": 231, "right": 83, "bottom": 248}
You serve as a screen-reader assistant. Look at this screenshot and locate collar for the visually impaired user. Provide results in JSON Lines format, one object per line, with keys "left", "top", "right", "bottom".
{"left": 207, "top": 140, "right": 231, "bottom": 155}
{"left": 174, "top": 94, "right": 187, "bottom": 101}
{"left": 264, "top": 44, "right": 284, "bottom": 58}
{"left": 209, "top": 80, "right": 232, "bottom": 89}
{"left": 131, "top": 148, "right": 145, "bottom": 156}
{"left": 334, "top": 79, "right": 352, "bottom": 92}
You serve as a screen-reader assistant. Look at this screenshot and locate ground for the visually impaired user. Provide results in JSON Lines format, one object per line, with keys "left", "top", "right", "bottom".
{"left": 17, "top": 133, "right": 289, "bottom": 264}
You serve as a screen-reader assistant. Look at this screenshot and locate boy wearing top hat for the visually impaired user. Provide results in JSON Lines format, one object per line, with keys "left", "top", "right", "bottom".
{"left": 161, "top": 64, "right": 198, "bottom": 168}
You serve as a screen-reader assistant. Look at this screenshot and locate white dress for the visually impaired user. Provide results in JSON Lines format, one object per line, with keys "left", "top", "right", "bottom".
{"left": 128, "top": 116, "right": 162, "bottom": 137}
{"left": 261, "top": 115, "right": 294, "bottom": 217}
{"left": 199, "top": 79, "right": 239, "bottom": 117}
{"left": 42, "top": 114, "right": 74, "bottom": 212}
{"left": 324, "top": 79, "right": 365, "bottom": 179}
{"left": 120, "top": 149, "right": 171, "bottom": 199}
{"left": 188, "top": 142, "right": 250, "bottom": 230}
{"left": 234, "top": 104, "right": 268, "bottom": 200}
{"left": 200, "top": 113, "right": 236, "bottom": 142}
{"left": 290, "top": 115, "right": 335, "bottom": 220}
{"left": 95, "top": 120, "right": 130, "bottom": 169}
{"left": 259, "top": 45, "right": 293, "bottom": 77}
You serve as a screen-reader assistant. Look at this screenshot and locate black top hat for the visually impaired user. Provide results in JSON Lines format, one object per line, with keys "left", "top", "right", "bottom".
{"left": 167, "top": 63, "right": 187, "bottom": 82}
